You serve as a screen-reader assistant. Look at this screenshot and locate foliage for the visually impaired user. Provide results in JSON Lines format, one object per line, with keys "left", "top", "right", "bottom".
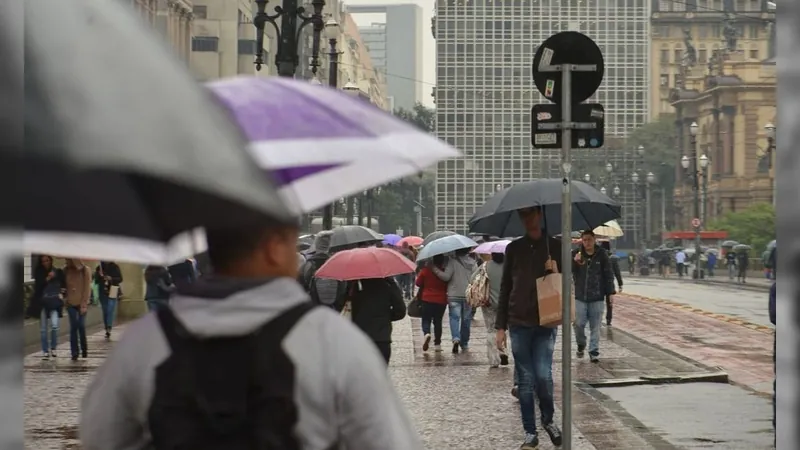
{"left": 369, "top": 103, "right": 436, "bottom": 235}
{"left": 706, "top": 202, "right": 775, "bottom": 252}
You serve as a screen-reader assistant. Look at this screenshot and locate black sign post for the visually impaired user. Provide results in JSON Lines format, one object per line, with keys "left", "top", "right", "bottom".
{"left": 530, "top": 31, "right": 605, "bottom": 450}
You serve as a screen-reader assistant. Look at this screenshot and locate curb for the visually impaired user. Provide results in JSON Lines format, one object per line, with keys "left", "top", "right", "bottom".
{"left": 586, "top": 371, "right": 729, "bottom": 388}
{"left": 622, "top": 294, "right": 775, "bottom": 334}
{"left": 627, "top": 275, "right": 771, "bottom": 292}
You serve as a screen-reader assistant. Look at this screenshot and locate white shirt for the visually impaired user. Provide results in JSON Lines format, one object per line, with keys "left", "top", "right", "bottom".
{"left": 675, "top": 251, "right": 686, "bottom": 264}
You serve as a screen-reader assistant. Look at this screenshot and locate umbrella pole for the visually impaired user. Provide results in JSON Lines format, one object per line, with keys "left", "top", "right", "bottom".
{"left": 559, "top": 64, "right": 574, "bottom": 450}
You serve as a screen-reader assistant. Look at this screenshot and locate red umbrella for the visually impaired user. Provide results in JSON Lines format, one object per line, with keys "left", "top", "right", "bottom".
{"left": 314, "top": 247, "right": 416, "bottom": 281}
{"left": 397, "top": 236, "right": 423, "bottom": 247}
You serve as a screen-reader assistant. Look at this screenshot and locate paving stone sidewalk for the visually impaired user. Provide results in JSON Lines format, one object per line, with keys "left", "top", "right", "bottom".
{"left": 391, "top": 309, "right": 722, "bottom": 450}
{"left": 612, "top": 294, "right": 775, "bottom": 395}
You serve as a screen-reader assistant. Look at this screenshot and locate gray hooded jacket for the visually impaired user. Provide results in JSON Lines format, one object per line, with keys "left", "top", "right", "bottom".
{"left": 432, "top": 254, "right": 476, "bottom": 299}
{"left": 79, "top": 277, "right": 422, "bottom": 450}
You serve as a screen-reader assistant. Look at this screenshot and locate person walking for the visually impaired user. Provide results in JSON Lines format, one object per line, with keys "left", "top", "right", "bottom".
{"left": 769, "top": 280, "right": 776, "bottom": 446}
{"left": 601, "top": 242, "right": 623, "bottom": 327}
{"left": 300, "top": 231, "right": 347, "bottom": 310}
{"left": 80, "top": 222, "right": 423, "bottom": 450}
{"left": 675, "top": 249, "right": 687, "bottom": 278}
{"left": 144, "top": 265, "right": 174, "bottom": 312}
{"left": 726, "top": 250, "right": 737, "bottom": 280}
{"left": 347, "top": 277, "right": 407, "bottom": 364}
{"left": 29, "top": 255, "right": 65, "bottom": 358}
{"left": 707, "top": 251, "right": 717, "bottom": 278}
{"left": 480, "top": 251, "right": 508, "bottom": 368}
{"left": 495, "top": 206, "right": 563, "bottom": 449}
{"left": 737, "top": 251, "right": 749, "bottom": 283}
{"left": 63, "top": 259, "right": 91, "bottom": 361}
{"left": 627, "top": 253, "right": 636, "bottom": 275}
{"left": 94, "top": 260, "right": 123, "bottom": 340}
{"left": 416, "top": 255, "right": 449, "bottom": 352}
{"left": 432, "top": 247, "right": 476, "bottom": 354}
{"left": 572, "top": 230, "right": 616, "bottom": 362}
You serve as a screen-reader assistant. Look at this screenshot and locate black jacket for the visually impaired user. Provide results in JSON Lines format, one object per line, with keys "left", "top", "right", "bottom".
{"left": 94, "top": 262, "right": 123, "bottom": 296}
{"left": 349, "top": 278, "right": 406, "bottom": 343}
{"left": 572, "top": 245, "right": 616, "bottom": 302}
{"left": 28, "top": 267, "right": 66, "bottom": 318}
{"left": 609, "top": 255, "right": 623, "bottom": 290}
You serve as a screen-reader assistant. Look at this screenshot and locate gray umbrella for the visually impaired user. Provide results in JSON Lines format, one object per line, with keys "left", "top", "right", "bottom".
{"left": 329, "top": 226, "right": 384, "bottom": 250}
{"left": 423, "top": 230, "right": 456, "bottom": 247}
{"left": 468, "top": 179, "right": 622, "bottom": 237}
{"left": 8, "top": 0, "right": 294, "bottom": 242}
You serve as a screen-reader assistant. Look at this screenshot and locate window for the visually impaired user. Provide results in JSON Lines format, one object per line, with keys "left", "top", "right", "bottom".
{"left": 749, "top": 48, "right": 759, "bottom": 59}
{"left": 192, "top": 5, "right": 207, "bottom": 19}
{"left": 748, "top": 24, "right": 760, "bottom": 39}
{"left": 660, "top": 48, "right": 670, "bottom": 63}
{"left": 674, "top": 48, "right": 683, "bottom": 63}
{"left": 698, "top": 48, "right": 708, "bottom": 63}
{"left": 660, "top": 74, "right": 670, "bottom": 86}
{"left": 238, "top": 39, "right": 257, "bottom": 55}
{"left": 192, "top": 36, "right": 219, "bottom": 52}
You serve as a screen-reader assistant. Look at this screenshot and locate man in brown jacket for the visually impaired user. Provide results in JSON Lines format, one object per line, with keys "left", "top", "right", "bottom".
{"left": 64, "top": 259, "right": 92, "bottom": 361}
{"left": 495, "top": 206, "right": 564, "bottom": 450}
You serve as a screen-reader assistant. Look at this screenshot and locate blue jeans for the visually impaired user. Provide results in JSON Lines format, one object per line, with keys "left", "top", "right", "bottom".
{"left": 40, "top": 309, "right": 59, "bottom": 353}
{"left": 146, "top": 298, "right": 169, "bottom": 313}
{"left": 66, "top": 306, "right": 87, "bottom": 358}
{"left": 99, "top": 295, "right": 118, "bottom": 330}
{"left": 420, "top": 301, "right": 446, "bottom": 345}
{"left": 574, "top": 299, "right": 604, "bottom": 355}
{"left": 448, "top": 297, "right": 472, "bottom": 347}
{"left": 509, "top": 325, "right": 557, "bottom": 435}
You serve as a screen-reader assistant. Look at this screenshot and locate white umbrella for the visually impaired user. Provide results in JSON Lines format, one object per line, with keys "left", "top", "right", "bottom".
{"left": 593, "top": 220, "right": 624, "bottom": 238}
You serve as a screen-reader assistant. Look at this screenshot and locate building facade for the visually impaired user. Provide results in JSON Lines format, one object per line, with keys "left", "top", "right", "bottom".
{"left": 649, "top": 0, "right": 776, "bottom": 120}
{"left": 433, "top": 0, "right": 650, "bottom": 234}
{"left": 338, "top": 13, "right": 390, "bottom": 110}
{"left": 670, "top": 55, "right": 775, "bottom": 227}
{"left": 347, "top": 4, "right": 424, "bottom": 110}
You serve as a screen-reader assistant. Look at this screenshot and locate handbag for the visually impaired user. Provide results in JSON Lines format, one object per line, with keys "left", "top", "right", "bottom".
{"left": 407, "top": 280, "right": 423, "bottom": 318}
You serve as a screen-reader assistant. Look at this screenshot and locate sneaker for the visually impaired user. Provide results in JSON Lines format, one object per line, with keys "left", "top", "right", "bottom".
{"left": 81, "top": 351, "right": 88, "bottom": 359}
{"left": 543, "top": 422, "right": 563, "bottom": 446}
{"left": 590, "top": 353, "right": 600, "bottom": 363}
{"left": 49, "top": 350, "right": 57, "bottom": 358}
{"left": 576, "top": 345, "right": 585, "bottom": 358}
{"left": 433, "top": 344, "right": 442, "bottom": 352}
{"left": 511, "top": 385, "right": 519, "bottom": 399}
{"left": 500, "top": 353, "right": 509, "bottom": 366}
{"left": 606, "top": 320, "right": 612, "bottom": 326}
{"left": 41, "top": 352, "right": 49, "bottom": 359}
{"left": 422, "top": 334, "right": 431, "bottom": 352}
{"left": 71, "top": 355, "right": 79, "bottom": 361}
{"left": 105, "top": 330, "right": 111, "bottom": 339}
{"left": 452, "top": 340, "right": 460, "bottom": 354}
{"left": 520, "top": 433, "right": 539, "bottom": 449}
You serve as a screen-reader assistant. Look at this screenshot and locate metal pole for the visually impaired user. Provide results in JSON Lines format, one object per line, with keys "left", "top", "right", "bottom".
{"left": 692, "top": 137, "right": 701, "bottom": 277}
{"left": 321, "top": 39, "right": 338, "bottom": 230}
{"left": 357, "top": 195, "right": 364, "bottom": 226}
{"left": 770, "top": 138, "right": 776, "bottom": 208}
{"left": 416, "top": 185, "right": 423, "bottom": 236}
{"left": 660, "top": 187, "right": 666, "bottom": 244}
{"left": 560, "top": 64, "right": 574, "bottom": 450}
{"left": 366, "top": 190, "right": 373, "bottom": 229}
{"left": 645, "top": 184, "right": 651, "bottom": 246}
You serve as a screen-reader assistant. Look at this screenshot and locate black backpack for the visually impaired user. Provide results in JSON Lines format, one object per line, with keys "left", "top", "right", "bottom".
{"left": 148, "top": 302, "right": 316, "bottom": 450}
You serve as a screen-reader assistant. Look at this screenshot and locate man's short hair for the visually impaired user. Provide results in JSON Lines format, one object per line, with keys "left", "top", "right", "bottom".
{"left": 518, "top": 206, "right": 542, "bottom": 217}
{"left": 206, "top": 222, "right": 297, "bottom": 270}
{"left": 580, "top": 230, "right": 596, "bottom": 237}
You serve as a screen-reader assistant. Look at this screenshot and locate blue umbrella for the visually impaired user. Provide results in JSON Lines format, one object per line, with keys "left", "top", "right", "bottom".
{"left": 382, "top": 233, "right": 402, "bottom": 246}
{"left": 416, "top": 235, "right": 478, "bottom": 261}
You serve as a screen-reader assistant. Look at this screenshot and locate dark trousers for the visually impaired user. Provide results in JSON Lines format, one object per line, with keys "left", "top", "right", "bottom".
{"left": 420, "top": 301, "right": 447, "bottom": 345}
{"left": 605, "top": 296, "right": 613, "bottom": 324}
{"left": 375, "top": 341, "right": 391, "bottom": 365}
{"left": 66, "top": 306, "right": 87, "bottom": 358}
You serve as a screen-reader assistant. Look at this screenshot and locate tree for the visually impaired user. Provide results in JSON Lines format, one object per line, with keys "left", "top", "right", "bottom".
{"left": 707, "top": 202, "right": 775, "bottom": 252}
{"left": 368, "top": 103, "right": 436, "bottom": 235}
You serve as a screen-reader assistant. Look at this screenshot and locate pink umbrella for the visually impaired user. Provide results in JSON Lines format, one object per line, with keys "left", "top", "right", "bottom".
{"left": 397, "top": 236, "right": 424, "bottom": 247}
{"left": 472, "top": 240, "right": 511, "bottom": 255}
{"left": 314, "top": 247, "right": 416, "bottom": 281}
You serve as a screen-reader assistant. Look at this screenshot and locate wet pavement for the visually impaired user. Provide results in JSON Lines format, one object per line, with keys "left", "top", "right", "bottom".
{"left": 612, "top": 294, "right": 775, "bottom": 396}
{"left": 596, "top": 383, "right": 774, "bottom": 449}
{"left": 623, "top": 277, "right": 773, "bottom": 326}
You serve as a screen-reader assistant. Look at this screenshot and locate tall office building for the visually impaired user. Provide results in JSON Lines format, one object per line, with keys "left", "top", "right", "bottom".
{"left": 434, "top": 0, "right": 650, "bottom": 242}
{"left": 347, "top": 4, "right": 424, "bottom": 110}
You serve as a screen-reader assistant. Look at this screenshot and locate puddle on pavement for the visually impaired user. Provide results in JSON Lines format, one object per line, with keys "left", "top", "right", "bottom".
{"left": 25, "top": 364, "right": 94, "bottom": 373}
{"left": 27, "top": 425, "right": 78, "bottom": 441}
{"left": 597, "top": 383, "right": 774, "bottom": 448}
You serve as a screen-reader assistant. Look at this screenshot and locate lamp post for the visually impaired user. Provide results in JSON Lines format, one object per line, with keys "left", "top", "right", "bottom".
{"left": 632, "top": 171, "right": 641, "bottom": 251}
{"left": 600, "top": 187, "right": 606, "bottom": 195}
{"left": 366, "top": 187, "right": 380, "bottom": 229}
{"left": 646, "top": 171, "right": 655, "bottom": 246}
{"left": 613, "top": 185, "right": 620, "bottom": 196}
{"left": 584, "top": 173, "right": 591, "bottom": 184}
{"left": 765, "top": 122, "right": 776, "bottom": 207}
{"left": 634, "top": 144, "right": 645, "bottom": 251}
{"left": 699, "top": 154, "right": 709, "bottom": 224}
{"left": 253, "top": 0, "right": 325, "bottom": 76}
{"left": 319, "top": 18, "right": 340, "bottom": 231}
{"left": 682, "top": 121, "right": 702, "bottom": 276}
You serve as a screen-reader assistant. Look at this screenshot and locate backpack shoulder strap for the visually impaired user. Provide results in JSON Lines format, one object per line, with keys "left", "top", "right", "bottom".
{"left": 257, "top": 302, "right": 317, "bottom": 343}
{"left": 155, "top": 306, "right": 194, "bottom": 350}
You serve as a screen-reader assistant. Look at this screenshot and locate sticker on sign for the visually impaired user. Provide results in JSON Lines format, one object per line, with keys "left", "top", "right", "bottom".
{"left": 538, "top": 47, "right": 554, "bottom": 69}
{"left": 535, "top": 133, "right": 557, "bottom": 145}
{"left": 536, "top": 112, "right": 552, "bottom": 120}
{"left": 544, "top": 79, "right": 555, "bottom": 98}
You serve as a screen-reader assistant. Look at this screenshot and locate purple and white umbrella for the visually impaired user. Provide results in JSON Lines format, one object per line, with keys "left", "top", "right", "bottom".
{"left": 472, "top": 240, "right": 512, "bottom": 255}
{"left": 207, "top": 77, "right": 462, "bottom": 213}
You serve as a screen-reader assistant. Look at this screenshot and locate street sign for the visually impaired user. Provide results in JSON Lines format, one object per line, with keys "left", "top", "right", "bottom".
{"left": 691, "top": 217, "right": 701, "bottom": 228}
{"left": 531, "top": 31, "right": 605, "bottom": 104}
{"left": 531, "top": 103, "right": 605, "bottom": 149}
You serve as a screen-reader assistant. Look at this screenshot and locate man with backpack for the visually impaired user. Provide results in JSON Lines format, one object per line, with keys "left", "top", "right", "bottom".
{"left": 79, "top": 220, "right": 422, "bottom": 450}
{"left": 300, "top": 231, "right": 347, "bottom": 310}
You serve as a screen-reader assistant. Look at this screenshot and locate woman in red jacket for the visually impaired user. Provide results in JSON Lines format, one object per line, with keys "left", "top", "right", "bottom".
{"left": 416, "top": 255, "right": 449, "bottom": 352}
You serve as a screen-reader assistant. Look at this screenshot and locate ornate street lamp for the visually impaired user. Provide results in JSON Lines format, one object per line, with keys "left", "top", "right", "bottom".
{"left": 605, "top": 162, "right": 613, "bottom": 174}
{"left": 584, "top": 173, "right": 591, "bottom": 183}
{"left": 613, "top": 185, "right": 621, "bottom": 196}
{"left": 600, "top": 186, "right": 607, "bottom": 195}
{"left": 686, "top": 122, "right": 701, "bottom": 276}
{"left": 764, "top": 122, "right": 776, "bottom": 207}
{"left": 253, "top": 0, "right": 325, "bottom": 76}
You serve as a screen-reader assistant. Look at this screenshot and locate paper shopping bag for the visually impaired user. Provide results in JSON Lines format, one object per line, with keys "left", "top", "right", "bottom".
{"left": 108, "top": 285, "right": 119, "bottom": 299}
{"left": 536, "top": 273, "right": 575, "bottom": 327}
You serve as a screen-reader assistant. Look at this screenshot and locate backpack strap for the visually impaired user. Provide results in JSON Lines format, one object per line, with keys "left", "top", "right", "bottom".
{"left": 155, "top": 306, "right": 194, "bottom": 350}
{"left": 256, "top": 302, "right": 317, "bottom": 343}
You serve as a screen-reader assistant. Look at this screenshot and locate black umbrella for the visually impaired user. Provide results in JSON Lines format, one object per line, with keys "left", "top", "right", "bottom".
{"left": 329, "top": 226, "right": 384, "bottom": 250}
{"left": 11, "top": 0, "right": 294, "bottom": 256}
{"left": 423, "top": 230, "right": 456, "bottom": 247}
{"left": 468, "top": 179, "right": 622, "bottom": 238}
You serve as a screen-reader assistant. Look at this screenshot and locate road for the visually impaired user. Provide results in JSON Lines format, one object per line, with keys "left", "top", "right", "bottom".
{"left": 621, "top": 277, "right": 773, "bottom": 327}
